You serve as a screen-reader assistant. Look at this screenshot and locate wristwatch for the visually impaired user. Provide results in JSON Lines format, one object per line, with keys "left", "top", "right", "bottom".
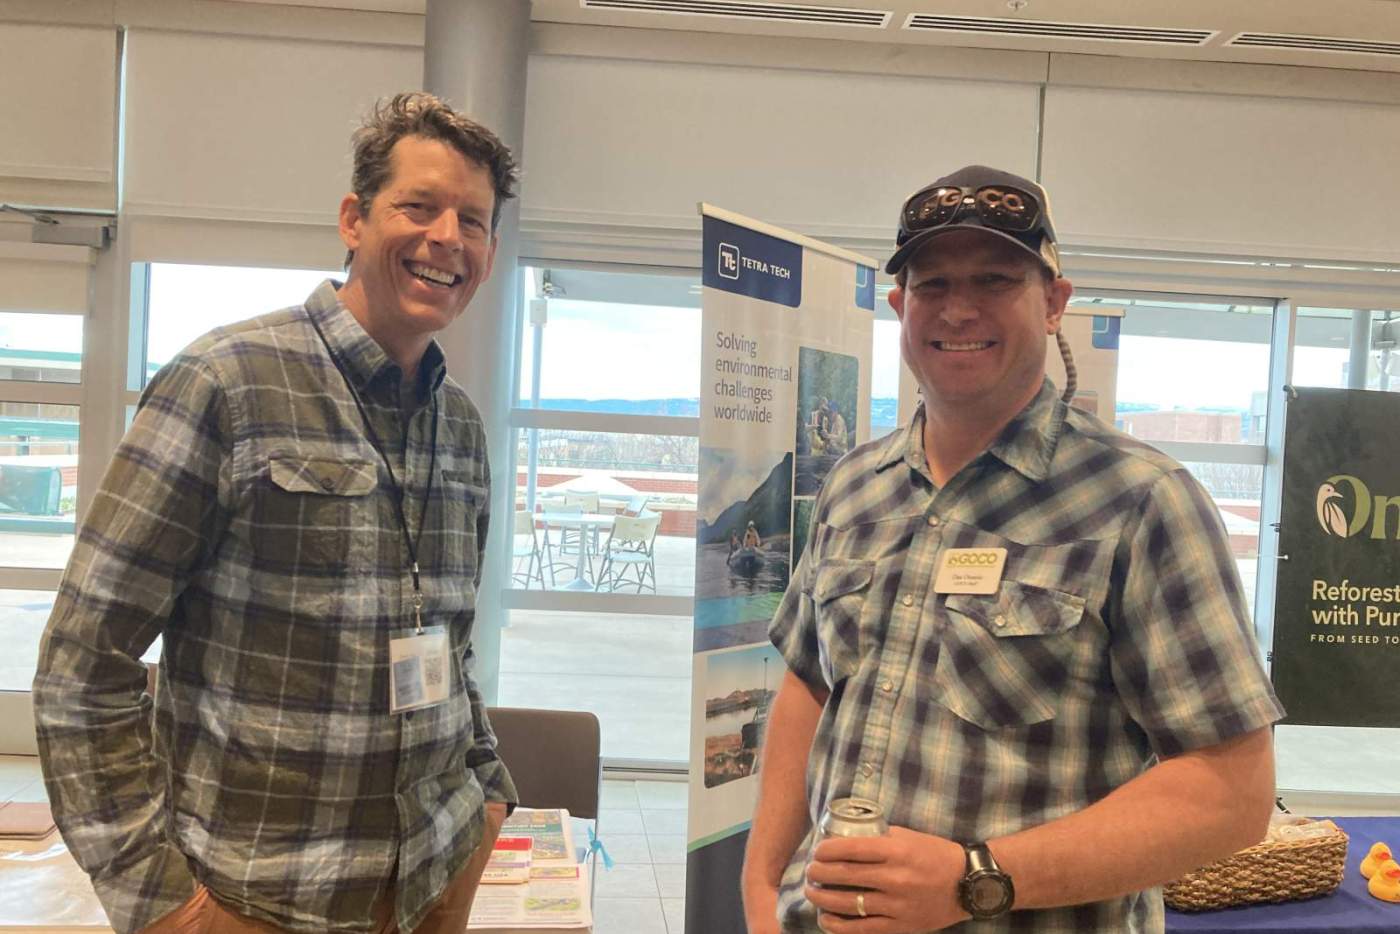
{"left": 958, "top": 842, "right": 1015, "bottom": 920}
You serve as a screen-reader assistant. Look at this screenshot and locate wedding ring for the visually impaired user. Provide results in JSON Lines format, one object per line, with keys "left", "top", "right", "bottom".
{"left": 856, "top": 892, "right": 867, "bottom": 918}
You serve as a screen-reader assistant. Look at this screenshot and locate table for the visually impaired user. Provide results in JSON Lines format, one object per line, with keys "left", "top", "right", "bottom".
{"left": 0, "top": 830, "right": 111, "bottom": 931}
{"left": 537, "top": 512, "right": 615, "bottom": 592}
{"left": 1166, "top": 817, "right": 1400, "bottom": 933}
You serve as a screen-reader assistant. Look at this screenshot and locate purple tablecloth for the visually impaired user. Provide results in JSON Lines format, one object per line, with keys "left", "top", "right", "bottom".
{"left": 1166, "top": 817, "right": 1400, "bottom": 933}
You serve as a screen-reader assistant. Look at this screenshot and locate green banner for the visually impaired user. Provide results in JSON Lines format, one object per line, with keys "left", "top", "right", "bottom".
{"left": 1273, "top": 387, "right": 1400, "bottom": 727}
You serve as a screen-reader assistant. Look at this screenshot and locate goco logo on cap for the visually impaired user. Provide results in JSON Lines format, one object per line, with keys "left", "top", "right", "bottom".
{"left": 947, "top": 551, "right": 1001, "bottom": 567}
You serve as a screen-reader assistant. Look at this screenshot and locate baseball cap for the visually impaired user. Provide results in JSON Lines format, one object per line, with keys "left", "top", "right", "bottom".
{"left": 884, "top": 165, "right": 1061, "bottom": 277}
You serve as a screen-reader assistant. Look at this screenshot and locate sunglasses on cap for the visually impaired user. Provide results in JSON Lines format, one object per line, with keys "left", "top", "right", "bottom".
{"left": 898, "top": 184, "right": 1043, "bottom": 242}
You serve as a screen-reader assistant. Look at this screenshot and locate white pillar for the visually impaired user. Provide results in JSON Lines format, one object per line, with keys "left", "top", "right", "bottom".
{"left": 424, "top": 0, "right": 531, "bottom": 703}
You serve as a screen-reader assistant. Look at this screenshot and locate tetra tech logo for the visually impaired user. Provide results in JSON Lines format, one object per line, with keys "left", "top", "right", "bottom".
{"left": 718, "top": 242, "right": 741, "bottom": 280}
{"left": 1315, "top": 474, "right": 1400, "bottom": 539}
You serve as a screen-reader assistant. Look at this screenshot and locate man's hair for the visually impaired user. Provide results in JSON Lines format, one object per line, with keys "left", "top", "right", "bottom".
{"left": 344, "top": 91, "right": 519, "bottom": 268}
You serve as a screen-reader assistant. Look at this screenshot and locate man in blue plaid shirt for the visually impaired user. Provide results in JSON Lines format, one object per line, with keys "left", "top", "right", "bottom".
{"left": 35, "top": 93, "right": 518, "bottom": 934}
{"left": 743, "top": 166, "right": 1284, "bottom": 933}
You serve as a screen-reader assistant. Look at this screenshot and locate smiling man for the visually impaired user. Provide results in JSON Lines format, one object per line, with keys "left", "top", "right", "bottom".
{"left": 742, "top": 166, "right": 1285, "bottom": 933}
{"left": 34, "top": 93, "right": 517, "bottom": 934}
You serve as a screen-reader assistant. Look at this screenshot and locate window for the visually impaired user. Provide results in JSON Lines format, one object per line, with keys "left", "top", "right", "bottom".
{"left": 142, "top": 263, "right": 341, "bottom": 384}
{"left": 1292, "top": 307, "right": 1400, "bottom": 392}
{"left": 871, "top": 316, "right": 901, "bottom": 436}
{"left": 1069, "top": 292, "right": 1275, "bottom": 618}
{"left": 508, "top": 266, "right": 700, "bottom": 767}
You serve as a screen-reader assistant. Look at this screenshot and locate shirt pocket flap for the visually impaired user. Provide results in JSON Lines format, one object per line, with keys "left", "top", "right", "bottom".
{"left": 269, "top": 455, "right": 377, "bottom": 497}
{"left": 813, "top": 562, "right": 874, "bottom": 604}
{"left": 945, "top": 583, "right": 1085, "bottom": 638}
{"left": 935, "top": 583, "right": 1087, "bottom": 731}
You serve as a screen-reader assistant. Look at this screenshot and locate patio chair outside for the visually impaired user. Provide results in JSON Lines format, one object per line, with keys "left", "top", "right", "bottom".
{"left": 540, "top": 502, "right": 584, "bottom": 586}
{"left": 596, "top": 512, "right": 662, "bottom": 593}
{"left": 511, "top": 510, "right": 546, "bottom": 589}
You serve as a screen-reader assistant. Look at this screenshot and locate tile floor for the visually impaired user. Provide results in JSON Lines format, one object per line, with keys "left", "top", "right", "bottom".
{"left": 592, "top": 778, "right": 688, "bottom": 934}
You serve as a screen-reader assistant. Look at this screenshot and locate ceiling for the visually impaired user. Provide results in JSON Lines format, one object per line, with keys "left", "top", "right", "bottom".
{"left": 224, "top": 0, "right": 1400, "bottom": 73}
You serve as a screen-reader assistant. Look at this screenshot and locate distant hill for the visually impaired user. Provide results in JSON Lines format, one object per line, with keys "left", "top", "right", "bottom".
{"left": 525, "top": 397, "right": 902, "bottom": 421}
{"left": 697, "top": 453, "right": 794, "bottom": 546}
{"left": 526, "top": 398, "right": 701, "bottom": 416}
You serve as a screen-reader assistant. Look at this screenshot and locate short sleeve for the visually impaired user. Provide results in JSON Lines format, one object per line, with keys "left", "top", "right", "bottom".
{"left": 1109, "top": 468, "right": 1285, "bottom": 758}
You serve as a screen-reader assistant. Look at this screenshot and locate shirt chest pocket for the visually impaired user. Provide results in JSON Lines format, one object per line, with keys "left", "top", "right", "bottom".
{"left": 812, "top": 560, "right": 873, "bottom": 688}
{"left": 250, "top": 455, "right": 378, "bottom": 572}
{"left": 436, "top": 468, "right": 485, "bottom": 579}
{"left": 933, "top": 582, "right": 1086, "bottom": 731}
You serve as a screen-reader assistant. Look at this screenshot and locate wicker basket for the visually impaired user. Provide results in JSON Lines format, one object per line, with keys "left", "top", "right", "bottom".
{"left": 1163, "top": 827, "right": 1349, "bottom": 911}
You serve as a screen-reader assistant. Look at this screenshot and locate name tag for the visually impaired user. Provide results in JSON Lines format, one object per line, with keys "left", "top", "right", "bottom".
{"left": 389, "top": 625, "right": 450, "bottom": 713}
{"left": 933, "top": 547, "right": 1008, "bottom": 595}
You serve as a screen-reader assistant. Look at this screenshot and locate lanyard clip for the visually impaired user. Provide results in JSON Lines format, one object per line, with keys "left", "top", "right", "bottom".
{"left": 412, "top": 589, "right": 424, "bottom": 635}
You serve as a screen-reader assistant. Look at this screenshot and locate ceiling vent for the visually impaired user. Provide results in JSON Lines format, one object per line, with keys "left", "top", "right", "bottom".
{"left": 905, "top": 14, "right": 1214, "bottom": 46}
{"left": 1228, "top": 32, "right": 1400, "bottom": 58}
{"left": 580, "top": 0, "right": 891, "bottom": 28}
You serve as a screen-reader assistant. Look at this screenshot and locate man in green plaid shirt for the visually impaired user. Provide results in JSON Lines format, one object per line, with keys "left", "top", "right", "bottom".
{"left": 743, "top": 166, "right": 1284, "bottom": 933}
{"left": 34, "top": 93, "right": 519, "bottom": 934}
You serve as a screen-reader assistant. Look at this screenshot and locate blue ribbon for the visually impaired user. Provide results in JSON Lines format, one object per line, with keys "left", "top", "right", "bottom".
{"left": 587, "top": 825, "right": 615, "bottom": 870}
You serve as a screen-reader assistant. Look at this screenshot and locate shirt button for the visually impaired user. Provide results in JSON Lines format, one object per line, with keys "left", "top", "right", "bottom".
{"left": 321, "top": 476, "right": 336, "bottom": 490}
{"left": 861, "top": 762, "right": 874, "bottom": 777}
{"left": 927, "top": 515, "right": 940, "bottom": 527}
{"left": 881, "top": 680, "right": 894, "bottom": 693}
{"left": 994, "top": 614, "right": 1007, "bottom": 628}
{"left": 901, "top": 594, "right": 913, "bottom": 607}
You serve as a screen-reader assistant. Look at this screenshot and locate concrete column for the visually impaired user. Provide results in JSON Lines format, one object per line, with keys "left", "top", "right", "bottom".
{"left": 424, "top": 0, "right": 531, "bottom": 704}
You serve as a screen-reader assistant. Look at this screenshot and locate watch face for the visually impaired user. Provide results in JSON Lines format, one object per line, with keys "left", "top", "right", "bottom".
{"left": 971, "top": 875, "right": 1010, "bottom": 913}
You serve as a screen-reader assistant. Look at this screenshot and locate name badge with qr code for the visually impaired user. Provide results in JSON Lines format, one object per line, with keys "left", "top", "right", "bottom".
{"left": 389, "top": 625, "right": 450, "bottom": 713}
{"left": 933, "top": 547, "right": 1008, "bottom": 595}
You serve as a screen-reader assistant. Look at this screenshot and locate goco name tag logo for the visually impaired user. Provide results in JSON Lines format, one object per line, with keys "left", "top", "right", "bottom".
{"left": 1315, "top": 474, "right": 1400, "bottom": 540}
{"left": 947, "top": 551, "right": 1001, "bottom": 567}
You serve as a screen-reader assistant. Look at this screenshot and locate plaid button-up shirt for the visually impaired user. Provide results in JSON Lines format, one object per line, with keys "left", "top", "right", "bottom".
{"left": 34, "top": 281, "right": 516, "bottom": 934}
{"left": 771, "top": 380, "right": 1283, "bottom": 933}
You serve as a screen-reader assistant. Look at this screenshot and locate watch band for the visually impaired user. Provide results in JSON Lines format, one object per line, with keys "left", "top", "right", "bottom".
{"left": 959, "top": 841, "right": 1015, "bottom": 920}
{"left": 965, "top": 842, "right": 999, "bottom": 875}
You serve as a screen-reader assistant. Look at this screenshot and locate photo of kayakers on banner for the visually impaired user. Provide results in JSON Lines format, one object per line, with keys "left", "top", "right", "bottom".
{"left": 794, "top": 346, "right": 858, "bottom": 496}
{"left": 695, "top": 447, "right": 793, "bottom": 603}
{"left": 700, "top": 643, "right": 782, "bottom": 788}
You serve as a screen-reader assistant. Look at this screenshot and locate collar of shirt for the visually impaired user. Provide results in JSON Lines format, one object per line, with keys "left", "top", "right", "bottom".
{"left": 308, "top": 279, "right": 448, "bottom": 405}
{"left": 875, "top": 378, "right": 1068, "bottom": 485}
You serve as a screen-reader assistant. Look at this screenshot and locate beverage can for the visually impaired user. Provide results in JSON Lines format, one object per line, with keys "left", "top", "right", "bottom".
{"left": 818, "top": 797, "right": 888, "bottom": 840}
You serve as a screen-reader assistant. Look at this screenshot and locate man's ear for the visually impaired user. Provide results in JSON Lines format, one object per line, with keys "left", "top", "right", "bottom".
{"left": 484, "top": 233, "right": 499, "bottom": 281}
{"left": 338, "top": 193, "right": 363, "bottom": 253}
{"left": 1044, "top": 275, "right": 1073, "bottom": 334}
{"left": 888, "top": 282, "right": 906, "bottom": 324}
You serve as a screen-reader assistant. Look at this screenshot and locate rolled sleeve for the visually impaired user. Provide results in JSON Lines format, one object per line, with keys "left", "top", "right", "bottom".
{"left": 1110, "top": 468, "right": 1285, "bottom": 758}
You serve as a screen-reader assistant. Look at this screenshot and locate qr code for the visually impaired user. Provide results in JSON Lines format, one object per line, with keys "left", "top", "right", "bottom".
{"left": 423, "top": 654, "right": 444, "bottom": 689}
{"left": 393, "top": 656, "right": 424, "bottom": 708}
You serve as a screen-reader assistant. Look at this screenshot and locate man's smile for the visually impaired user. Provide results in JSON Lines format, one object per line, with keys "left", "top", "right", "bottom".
{"left": 404, "top": 260, "right": 462, "bottom": 288}
{"left": 933, "top": 340, "right": 996, "bottom": 352}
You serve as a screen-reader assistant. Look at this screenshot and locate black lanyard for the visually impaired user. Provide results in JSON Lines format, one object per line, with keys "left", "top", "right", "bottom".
{"left": 308, "top": 311, "right": 439, "bottom": 633}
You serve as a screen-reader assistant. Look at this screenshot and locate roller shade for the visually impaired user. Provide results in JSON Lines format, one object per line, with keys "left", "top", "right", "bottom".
{"left": 520, "top": 55, "right": 1041, "bottom": 262}
{"left": 1042, "top": 86, "right": 1400, "bottom": 262}
{"left": 122, "top": 28, "right": 420, "bottom": 263}
{"left": 0, "top": 23, "right": 117, "bottom": 211}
